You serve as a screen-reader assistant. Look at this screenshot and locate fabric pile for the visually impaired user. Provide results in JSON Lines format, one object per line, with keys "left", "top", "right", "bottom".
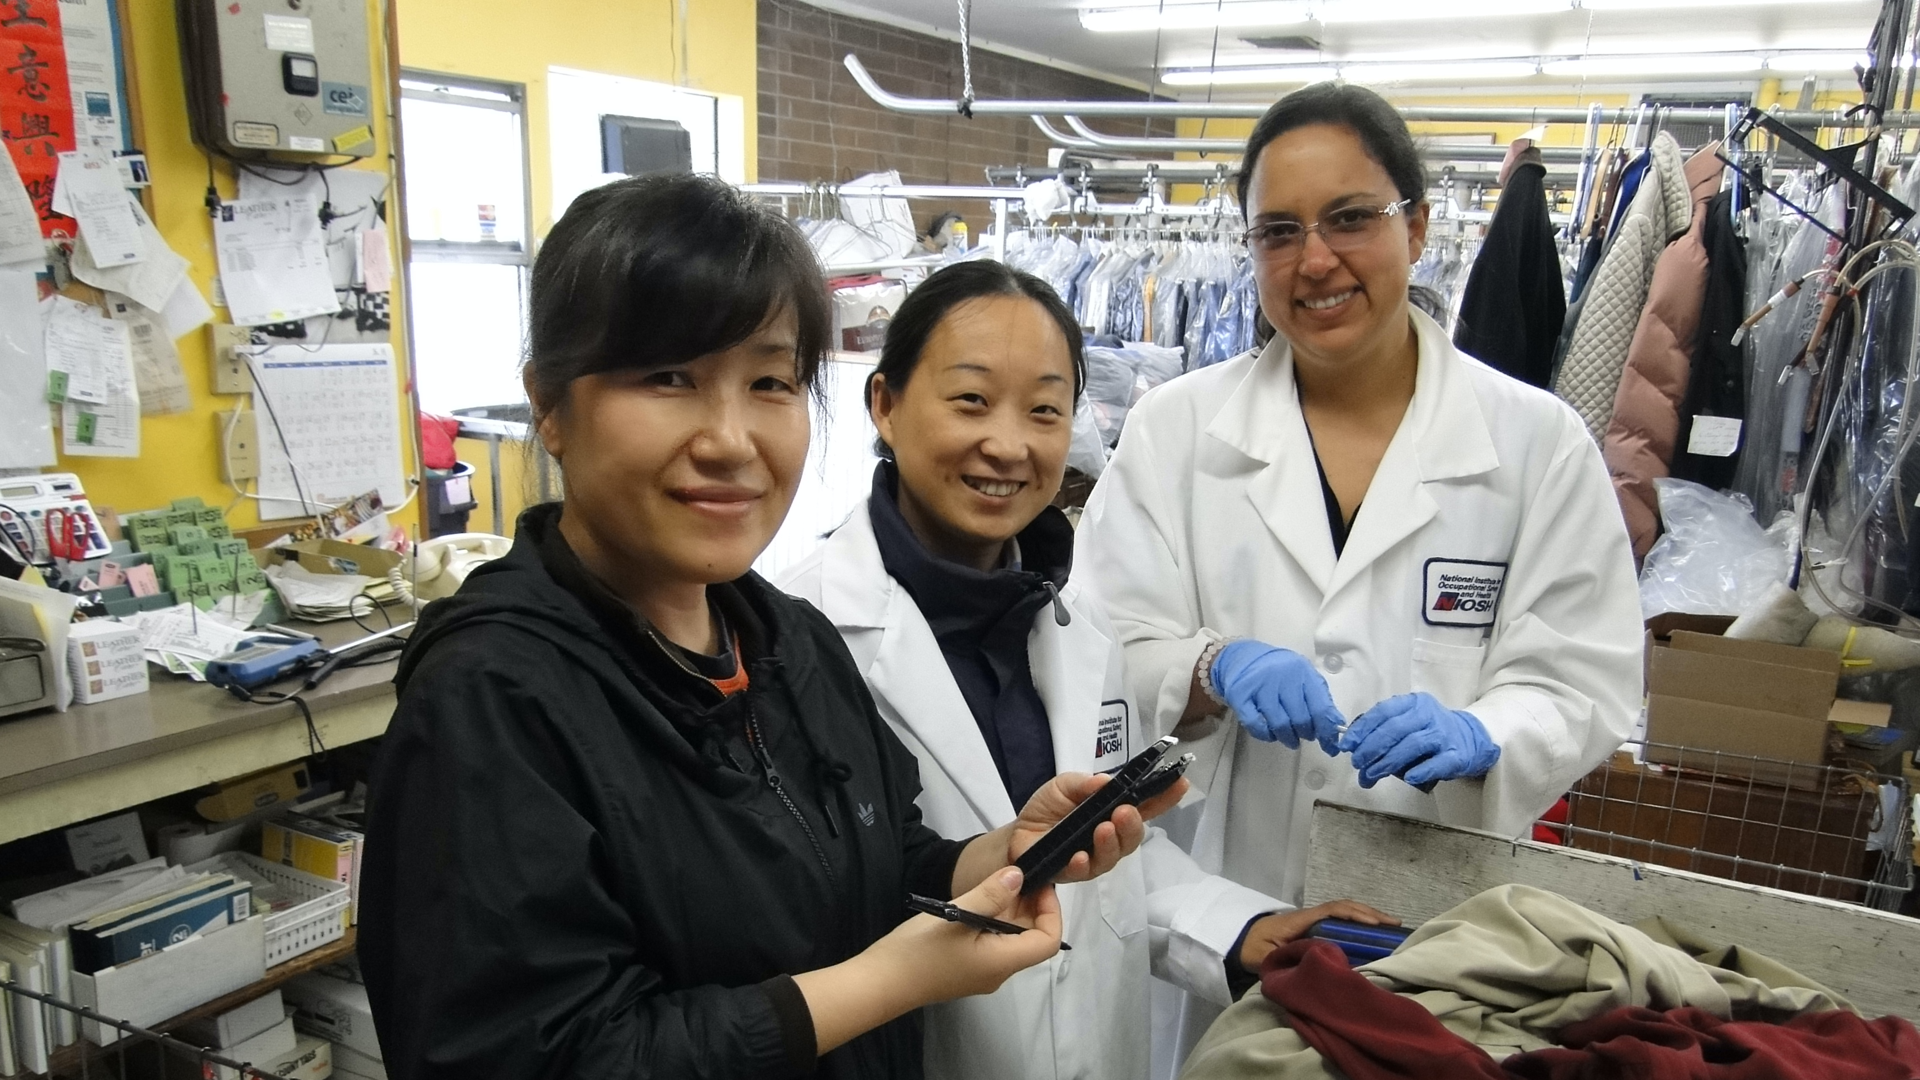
{"left": 1179, "top": 884, "right": 1919, "bottom": 1080}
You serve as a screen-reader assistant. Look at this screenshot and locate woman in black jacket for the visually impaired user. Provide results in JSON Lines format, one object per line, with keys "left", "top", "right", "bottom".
{"left": 357, "top": 174, "right": 1179, "bottom": 1080}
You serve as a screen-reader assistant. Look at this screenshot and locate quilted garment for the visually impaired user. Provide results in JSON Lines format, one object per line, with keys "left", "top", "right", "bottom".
{"left": 1553, "top": 133, "right": 1691, "bottom": 442}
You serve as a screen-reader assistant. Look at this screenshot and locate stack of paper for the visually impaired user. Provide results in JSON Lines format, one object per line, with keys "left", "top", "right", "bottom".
{"left": 119, "top": 604, "right": 254, "bottom": 680}
{"left": 263, "top": 562, "right": 379, "bottom": 622}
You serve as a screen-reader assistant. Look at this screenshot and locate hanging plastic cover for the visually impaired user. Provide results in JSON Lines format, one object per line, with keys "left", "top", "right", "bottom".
{"left": 839, "top": 171, "right": 919, "bottom": 259}
{"left": 1639, "top": 477, "right": 1795, "bottom": 618}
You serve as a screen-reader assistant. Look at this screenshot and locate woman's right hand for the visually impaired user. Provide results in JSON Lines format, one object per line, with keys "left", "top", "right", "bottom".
{"left": 878, "top": 867, "right": 1062, "bottom": 1003}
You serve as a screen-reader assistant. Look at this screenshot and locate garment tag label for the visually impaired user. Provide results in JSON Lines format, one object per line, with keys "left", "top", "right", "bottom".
{"left": 1687, "top": 415, "right": 1742, "bottom": 458}
{"left": 1423, "top": 558, "right": 1508, "bottom": 628}
{"left": 1094, "top": 699, "right": 1130, "bottom": 769}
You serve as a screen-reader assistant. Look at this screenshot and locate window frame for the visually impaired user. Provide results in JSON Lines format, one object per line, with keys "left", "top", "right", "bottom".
{"left": 398, "top": 69, "right": 534, "bottom": 267}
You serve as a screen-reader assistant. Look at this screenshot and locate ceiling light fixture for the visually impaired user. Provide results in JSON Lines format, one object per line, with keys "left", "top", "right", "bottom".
{"left": 1541, "top": 53, "right": 1765, "bottom": 76}
{"left": 1079, "top": 2, "right": 1313, "bottom": 32}
{"left": 1082, "top": 0, "right": 1868, "bottom": 31}
{"left": 1764, "top": 52, "right": 1870, "bottom": 72}
{"left": 1579, "top": 0, "right": 1866, "bottom": 8}
{"left": 1160, "top": 64, "right": 1339, "bottom": 85}
{"left": 1315, "top": 0, "right": 1569, "bottom": 22}
{"left": 1350, "top": 60, "right": 1541, "bottom": 81}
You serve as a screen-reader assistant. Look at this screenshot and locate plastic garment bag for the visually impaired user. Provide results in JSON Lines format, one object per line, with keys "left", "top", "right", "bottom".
{"left": 1638, "top": 478, "right": 1794, "bottom": 618}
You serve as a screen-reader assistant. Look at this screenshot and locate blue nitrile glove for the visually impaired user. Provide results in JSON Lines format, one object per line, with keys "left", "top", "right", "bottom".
{"left": 1337, "top": 693, "right": 1500, "bottom": 789}
{"left": 1211, "top": 640, "right": 1345, "bottom": 753}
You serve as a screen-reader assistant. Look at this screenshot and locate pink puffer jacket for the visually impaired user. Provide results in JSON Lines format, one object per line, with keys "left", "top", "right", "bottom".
{"left": 1603, "top": 144, "right": 1726, "bottom": 561}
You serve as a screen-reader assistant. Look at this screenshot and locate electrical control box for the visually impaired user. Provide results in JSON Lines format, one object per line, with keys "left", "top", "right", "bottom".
{"left": 178, "top": 0, "right": 376, "bottom": 160}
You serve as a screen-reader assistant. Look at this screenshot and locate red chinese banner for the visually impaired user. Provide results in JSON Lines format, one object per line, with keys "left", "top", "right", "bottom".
{"left": 0, "top": 0, "right": 75, "bottom": 236}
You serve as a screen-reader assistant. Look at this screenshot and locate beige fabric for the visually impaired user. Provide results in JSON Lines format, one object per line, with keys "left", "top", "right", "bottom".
{"left": 1178, "top": 884, "right": 1846, "bottom": 1080}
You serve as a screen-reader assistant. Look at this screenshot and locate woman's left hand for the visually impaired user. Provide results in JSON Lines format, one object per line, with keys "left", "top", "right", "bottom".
{"left": 1236, "top": 900, "right": 1400, "bottom": 971}
{"left": 1004, "top": 771, "right": 1190, "bottom": 885}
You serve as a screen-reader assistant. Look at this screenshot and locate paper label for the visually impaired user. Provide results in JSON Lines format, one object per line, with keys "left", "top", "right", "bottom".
{"left": 1686, "top": 415, "right": 1743, "bottom": 458}
{"left": 1422, "top": 558, "right": 1508, "bottom": 628}
{"left": 322, "top": 82, "right": 368, "bottom": 116}
{"left": 263, "top": 14, "right": 314, "bottom": 52}
{"left": 288, "top": 135, "right": 325, "bottom": 153}
{"left": 333, "top": 124, "right": 372, "bottom": 152}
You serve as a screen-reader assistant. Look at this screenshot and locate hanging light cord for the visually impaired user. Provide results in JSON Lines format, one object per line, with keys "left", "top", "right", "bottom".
{"left": 957, "top": 0, "right": 976, "bottom": 118}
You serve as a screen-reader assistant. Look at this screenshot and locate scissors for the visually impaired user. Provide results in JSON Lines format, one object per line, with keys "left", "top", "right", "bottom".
{"left": 44, "top": 508, "right": 87, "bottom": 564}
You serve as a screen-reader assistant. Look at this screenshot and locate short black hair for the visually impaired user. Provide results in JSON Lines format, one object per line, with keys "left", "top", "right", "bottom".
{"left": 869, "top": 260, "right": 1085, "bottom": 423}
{"left": 524, "top": 174, "right": 831, "bottom": 417}
{"left": 1236, "top": 82, "right": 1427, "bottom": 215}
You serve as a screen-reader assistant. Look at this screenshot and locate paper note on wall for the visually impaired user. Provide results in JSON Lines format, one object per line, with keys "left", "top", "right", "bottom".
{"left": 158, "top": 275, "right": 213, "bottom": 339}
{"left": 70, "top": 199, "right": 185, "bottom": 310}
{"left": 104, "top": 293, "right": 190, "bottom": 415}
{"left": 57, "top": 301, "right": 137, "bottom": 457}
{"left": 248, "top": 343, "right": 406, "bottom": 520}
{"left": 0, "top": 143, "right": 44, "bottom": 265}
{"left": 58, "top": 0, "right": 124, "bottom": 151}
{"left": 54, "top": 148, "right": 141, "bottom": 265}
{"left": 214, "top": 194, "right": 340, "bottom": 326}
{"left": 0, "top": 265, "right": 54, "bottom": 468}
{"left": 42, "top": 292, "right": 114, "bottom": 403}
{"left": 358, "top": 226, "right": 391, "bottom": 291}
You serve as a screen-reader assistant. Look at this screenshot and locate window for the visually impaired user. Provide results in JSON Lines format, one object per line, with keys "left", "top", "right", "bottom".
{"left": 399, "top": 72, "right": 532, "bottom": 414}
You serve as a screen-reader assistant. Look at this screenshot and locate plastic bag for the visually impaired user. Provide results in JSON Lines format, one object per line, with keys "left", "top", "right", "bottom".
{"left": 1639, "top": 478, "right": 1794, "bottom": 618}
{"left": 1068, "top": 397, "right": 1109, "bottom": 479}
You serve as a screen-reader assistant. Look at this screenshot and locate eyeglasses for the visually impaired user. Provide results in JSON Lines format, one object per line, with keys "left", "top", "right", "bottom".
{"left": 1243, "top": 200, "right": 1415, "bottom": 262}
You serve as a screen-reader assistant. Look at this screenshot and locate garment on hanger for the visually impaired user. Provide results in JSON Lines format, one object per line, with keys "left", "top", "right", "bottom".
{"left": 1453, "top": 159, "right": 1567, "bottom": 388}
{"left": 1603, "top": 142, "right": 1727, "bottom": 560}
{"left": 1553, "top": 131, "right": 1692, "bottom": 443}
{"left": 1670, "top": 187, "right": 1752, "bottom": 495}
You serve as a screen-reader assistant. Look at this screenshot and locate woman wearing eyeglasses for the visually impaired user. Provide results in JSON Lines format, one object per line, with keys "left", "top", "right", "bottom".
{"left": 1075, "top": 83, "right": 1643, "bottom": 1068}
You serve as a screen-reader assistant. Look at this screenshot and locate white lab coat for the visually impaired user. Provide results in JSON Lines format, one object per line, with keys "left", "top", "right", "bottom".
{"left": 779, "top": 501, "right": 1281, "bottom": 1080}
{"left": 1075, "top": 309, "right": 1644, "bottom": 1067}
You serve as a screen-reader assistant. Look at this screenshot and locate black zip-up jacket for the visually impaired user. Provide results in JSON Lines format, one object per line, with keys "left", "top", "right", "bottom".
{"left": 359, "top": 505, "right": 966, "bottom": 1080}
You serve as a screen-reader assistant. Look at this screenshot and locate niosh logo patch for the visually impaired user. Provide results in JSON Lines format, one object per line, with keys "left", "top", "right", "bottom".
{"left": 1423, "top": 558, "right": 1507, "bottom": 628}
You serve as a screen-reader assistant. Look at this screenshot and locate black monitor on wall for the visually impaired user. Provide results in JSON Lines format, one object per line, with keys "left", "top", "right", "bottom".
{"left": 601, "top": 115, "right": 694, "bottom": 177}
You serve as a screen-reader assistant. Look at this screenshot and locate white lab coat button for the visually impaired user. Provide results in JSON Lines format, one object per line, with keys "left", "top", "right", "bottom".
{"left": 1056, "top": 953, "right": 1071, "bottom": 980}
{"left": 1304, "top": 769, "right": 1329, "bottom": 791}
{"left": 1323, "top": 653, "right": 1344, "bottom": 673}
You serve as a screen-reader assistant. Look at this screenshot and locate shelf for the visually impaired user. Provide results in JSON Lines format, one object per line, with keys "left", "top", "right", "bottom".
{"left": 40, "top": 930, "right": 356, "bottom": 1078}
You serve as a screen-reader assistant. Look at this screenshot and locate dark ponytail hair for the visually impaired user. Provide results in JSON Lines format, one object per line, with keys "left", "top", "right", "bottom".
{"left": 868, "top": 260, "right": 1086, "bottom": 457}
{"left": 1236, "top": 82, "right": 1427, "bottom": 215}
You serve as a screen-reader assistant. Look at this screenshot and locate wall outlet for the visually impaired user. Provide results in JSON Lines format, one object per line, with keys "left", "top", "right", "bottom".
{"left": 219, "top": 408, "right": 260, "bottom": 483}
{"left": 208, "top": 324, "right": 253, "bottom": 395}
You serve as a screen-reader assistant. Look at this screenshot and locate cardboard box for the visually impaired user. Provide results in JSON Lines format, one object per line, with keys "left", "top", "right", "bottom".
{"left": 211, "top": 1015, "right": 297, "bottom": 1080}
{"left": 176, "top": 989, "right": 285, "bottom": 1049}
{"left": 1830, "top": 698, "right": 1894, "bottom": 727}
{"left": 1645, "top": 631, "right": 1842, "bottom": 787}
{"left": 66, "top": 620, "right": 147, "bottom": 704}
{"left": 268, "top": 1035, "right": 333, "bottom": 1080}
{"left": 268, "top": 539, "right": 402, "bottom": 580}
{"left": 71, "top": 916, "right": 266, "bottom": 1046}
{"left": 330, "top": 1042, "right": 385, "bottom": 1080}
{"left": 263, "top": 816, "right": 357, "bottom": 924}
{"left": 284, "top": 965, "right": 379, "bottom": 1060}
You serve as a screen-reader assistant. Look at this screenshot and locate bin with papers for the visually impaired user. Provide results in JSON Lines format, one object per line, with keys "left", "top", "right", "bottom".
{"left": 188, "top": 852, "right": 348, "bottom": 965}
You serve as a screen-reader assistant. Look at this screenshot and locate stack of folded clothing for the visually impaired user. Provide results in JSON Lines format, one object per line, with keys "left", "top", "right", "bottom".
{"left": 1180, "top": 884, "right": 1920, "bottom": 1079}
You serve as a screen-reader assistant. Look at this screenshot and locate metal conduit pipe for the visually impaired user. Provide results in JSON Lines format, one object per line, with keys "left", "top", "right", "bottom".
{"left": 846, "top": 54, "right": 1916, "bottom": 128}
{"left": 1063, "top": 115, "right": 1243, "bottom": 152}
{"left": 1035, "top": 117, "right": 1593, "bottom": 163}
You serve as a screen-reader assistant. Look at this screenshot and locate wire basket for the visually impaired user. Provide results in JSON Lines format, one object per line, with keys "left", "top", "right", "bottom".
{"left": 1547, "top": 740, "right": 1914, "bottom": 911}
{"left": 188, "top": 852, "right": 349, "bottom": 965}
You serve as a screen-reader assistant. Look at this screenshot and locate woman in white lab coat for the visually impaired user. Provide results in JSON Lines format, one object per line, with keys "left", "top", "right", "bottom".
{"left": 780, "top": 260, "right": 1390, "bottom": 1080}
{"left": 1074, "top": 83, "right": 1645, "bottom": 1066}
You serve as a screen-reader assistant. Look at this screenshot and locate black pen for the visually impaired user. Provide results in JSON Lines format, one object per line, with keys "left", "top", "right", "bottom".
{"left": 904, "top": 893, "right": 1071, "bottom": 950}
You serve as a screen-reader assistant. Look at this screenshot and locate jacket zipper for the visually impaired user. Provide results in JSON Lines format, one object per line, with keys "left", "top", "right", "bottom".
{"left": 744, "top": 702, "right": 837, "bottom": 884}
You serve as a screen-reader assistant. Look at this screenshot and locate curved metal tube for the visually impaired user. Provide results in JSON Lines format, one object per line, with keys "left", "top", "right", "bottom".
{"left": 848, "top": 54, "right": 1911, "bottom": 128}
{"left": 1031, "top": 115, "right": 1099, "bottom": 149}
{"left": 1063, "top": 115, "right": 1243, "bottom": 152}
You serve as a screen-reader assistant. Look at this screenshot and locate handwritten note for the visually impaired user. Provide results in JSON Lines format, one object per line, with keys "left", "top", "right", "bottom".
{"left": 0, "top": 142, "right": 43, "bottom": 265}
{"left": 70, "top": 199, "right": 185, "bottom": 310}
{"left": 104, "top": 293, "right": 190, "bottom": 415}
{"left": 1686, "top": 415, "right": 1743, "bottom": 458}
{"left": 42, "top": 293, "right": 115, "bottom": 403}
{"left": 249, "top": 343, "right": 405, "bottom": 519}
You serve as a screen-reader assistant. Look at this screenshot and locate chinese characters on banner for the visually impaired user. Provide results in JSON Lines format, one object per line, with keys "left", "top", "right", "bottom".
{"left": 0, "top": 0, "right": 75, "bottom": 236}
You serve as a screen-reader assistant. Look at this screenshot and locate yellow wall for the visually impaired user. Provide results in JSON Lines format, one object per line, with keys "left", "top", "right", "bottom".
{"left": 53, "top": 2, "right": 415, "bottom": 534}
{"left": 396, "top": 0, "right": 759, "bottom": 529}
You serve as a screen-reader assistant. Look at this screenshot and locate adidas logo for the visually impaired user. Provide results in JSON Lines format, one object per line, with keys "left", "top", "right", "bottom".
{"left": 857, "top": 802, "right": 876, "bottom": 827}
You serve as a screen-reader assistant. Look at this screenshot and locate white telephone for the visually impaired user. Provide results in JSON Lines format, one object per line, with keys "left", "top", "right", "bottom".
{"left": 389, "top": 533, "right": 511, "bottom": 609}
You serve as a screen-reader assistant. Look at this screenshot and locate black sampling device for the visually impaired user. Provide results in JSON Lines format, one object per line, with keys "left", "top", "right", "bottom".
{"left": 1014, "top": 735, "right": 1193, "bottom": 894}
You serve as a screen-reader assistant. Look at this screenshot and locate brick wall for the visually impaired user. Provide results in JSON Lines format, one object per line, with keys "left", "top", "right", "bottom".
{"left": 758, "top": 0, "right": 1171, "bottom": 230}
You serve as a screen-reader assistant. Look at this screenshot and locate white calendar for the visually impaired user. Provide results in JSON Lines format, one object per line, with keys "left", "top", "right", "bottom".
{"left": 247, "top": 344, "right": 408, "bottom": 521}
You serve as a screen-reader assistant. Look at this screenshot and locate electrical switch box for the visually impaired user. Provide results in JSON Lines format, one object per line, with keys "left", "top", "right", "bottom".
{"left": 209, "top": 324, "right": 255, "bottom": 394}
{"left": 178, "top": 0, "right": 376, "bottom": 160}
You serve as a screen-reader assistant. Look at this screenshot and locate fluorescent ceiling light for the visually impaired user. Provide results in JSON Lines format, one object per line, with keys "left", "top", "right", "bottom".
{"left": 1161, "top": 65, "right": 1338, "bottom": 85}
{"left": 1350, "top": 60, "right": 1540, "bottom": 80}
{"left": 1581, "top": 0, "right": 1863, "bottom": 7}
{"left": 1080, "top": 2, "right": 1312, "bottom": 31}
{"left": 1317, "top": 0, "right": 1567, "bottom": 21}
{"left": 1766, "top": 52, "right": 1869, "bottom": 72}
{"left": 1542, "top": 53, "right": 1764, "bottom": 76}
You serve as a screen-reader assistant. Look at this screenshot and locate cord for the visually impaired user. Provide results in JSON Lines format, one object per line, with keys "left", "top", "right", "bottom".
{"left": 244, "top": 689, "right": 328, "bottom": 759}
{"left": 243, "top": 354, "right": 322, "bottom": 523}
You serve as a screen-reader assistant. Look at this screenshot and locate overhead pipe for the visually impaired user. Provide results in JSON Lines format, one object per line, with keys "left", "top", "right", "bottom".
{"left": 1047, "top": 115, "right": 1590, "bottom": 163}
{"left": 1064, "top": 115, "right": 1242, "bottom": 153}
{"left": 846, "top": 54, "right": 1917, "bottom": 128}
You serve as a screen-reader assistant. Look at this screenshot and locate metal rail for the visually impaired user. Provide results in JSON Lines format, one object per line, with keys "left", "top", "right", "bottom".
{"left": 1049, "top": 115, "right": 1595, "bottom": 161}
{"left": 845, "top": 53, "right": 1917, "bottom": 127}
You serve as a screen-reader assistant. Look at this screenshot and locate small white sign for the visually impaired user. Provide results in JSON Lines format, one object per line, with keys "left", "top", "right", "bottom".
{"left": 1686, "top": 415, "right": 1743, "bottom": 458}
{"left": 263, "top": 14, "right": 315, "bottom": 52}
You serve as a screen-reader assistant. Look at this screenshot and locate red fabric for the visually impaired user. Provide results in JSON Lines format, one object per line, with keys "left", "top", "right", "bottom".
{"left": 1260, "top": 938, "right": 1509, "bottom": 1079}
{"left": 1259, "top": 939, "right": 1920, "bottom": 1080}
{"left": 1533, "top": 796, "right": 1571, "bottom": 844}
{"left": 1506, "top": 1005, "right": 1920, "bottom": 1080}
{"left": 419, "top": 412, "right": 460, "bottom": 470}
